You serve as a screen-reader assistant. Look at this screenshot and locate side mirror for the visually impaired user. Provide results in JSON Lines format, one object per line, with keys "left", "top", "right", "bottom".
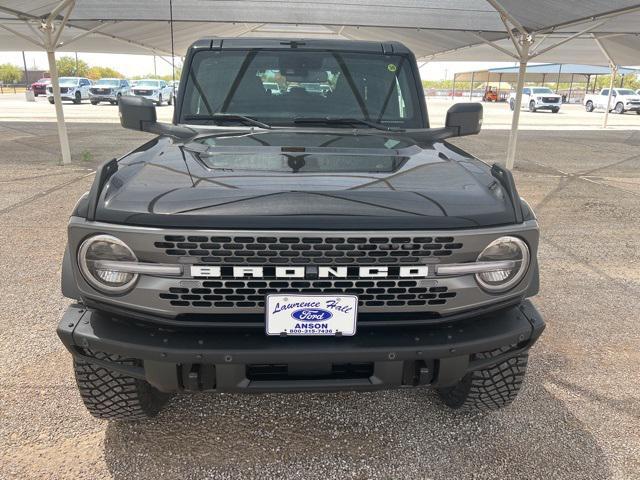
{"left": 118, "top": 96, "right": 194, "bottom": 139}
{"left": 445, "top": 102, "right": 483, "bottom": 136}
{"left": 119, "top": 96, "right": 156, "bottom": 131}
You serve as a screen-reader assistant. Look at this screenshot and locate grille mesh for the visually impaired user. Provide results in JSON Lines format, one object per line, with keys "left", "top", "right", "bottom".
{"left": 159, "top": 280, "right": 456, "bottom": 309}
{"left": 154, "top": 235, "right": 463, "bottom": 265}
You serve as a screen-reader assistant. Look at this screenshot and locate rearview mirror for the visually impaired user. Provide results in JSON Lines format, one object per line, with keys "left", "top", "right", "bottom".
{"left": 445, "top": 103, "right": 483, "bottom": 136}
{"left": 119, "top": 96, "right": 156, "bottom": 131}
{"left": 119, "top": 96, "right": 194, "bottom": 139}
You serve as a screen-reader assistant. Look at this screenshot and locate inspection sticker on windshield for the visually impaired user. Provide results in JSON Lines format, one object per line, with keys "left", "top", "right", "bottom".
{"left": 265, "top": 294, "right": 358, "bottom": 336}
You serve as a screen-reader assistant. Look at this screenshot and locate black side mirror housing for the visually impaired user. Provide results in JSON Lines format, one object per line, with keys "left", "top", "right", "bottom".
{"left": 445, "top": 102, "right": 483, "bottom": 136}
{"left": 119, "top": 96, "right": 156, "bottom": 131}
{"left": 119, "top": 96, "right": 194, "bottom": 139}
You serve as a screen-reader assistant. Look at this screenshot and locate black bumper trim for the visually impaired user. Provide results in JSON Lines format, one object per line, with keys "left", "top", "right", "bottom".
{"left": 58, "top": 300, "right": 544, "bottom": 392}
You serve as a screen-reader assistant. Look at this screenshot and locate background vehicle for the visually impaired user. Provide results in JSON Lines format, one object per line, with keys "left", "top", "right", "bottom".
{"left": 483, "top": 87, "right": 498, "bottom": 102}
{"left": 89, "top": 78, "right": 130, "bottom": 105}
{"left": 509, "top": 87, "right": 561, "bottom": 112}
{"left": 130, "top": 78, "right": 174, "bottom": 106}
{"left": 584, "top": 88, "right": 640, "bottom": 114}
{"left": 47, "top": 77, "right": 92, "bottom": 104}
{"left": 58, "top": 38, "right": 544, "bottom": 421}
{"left": 29, "top": 77, "right": 50, "bottom": 96}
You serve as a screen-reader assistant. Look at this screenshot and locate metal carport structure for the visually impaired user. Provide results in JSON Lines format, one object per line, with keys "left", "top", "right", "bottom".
{"left": 453, "top": 64, "right": 640, "bottom": 103}
{"left": 1, "top": 0, "right": 640, "bottom": 168}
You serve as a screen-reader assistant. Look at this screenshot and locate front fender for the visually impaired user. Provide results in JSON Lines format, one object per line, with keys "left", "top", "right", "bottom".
{"left": 61, "top": 244, "right": 82, "bottom": 300}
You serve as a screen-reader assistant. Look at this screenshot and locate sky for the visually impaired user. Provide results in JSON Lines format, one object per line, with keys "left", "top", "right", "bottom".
{"left": 0, "top": 51, "right": 517, "bottom": 80}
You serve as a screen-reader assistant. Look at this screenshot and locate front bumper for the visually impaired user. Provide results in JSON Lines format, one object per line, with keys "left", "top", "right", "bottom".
{"left": 57, "top": 300, "right": 545, "bottom": 393}
{"left": 624, "top": 103, "right": 640, "bottom": 111}
{"left": 534, "top": 102, "right": 560, "bottom": 110}
{"left": 89, "top": 92, "right": 118, "bottom": 101}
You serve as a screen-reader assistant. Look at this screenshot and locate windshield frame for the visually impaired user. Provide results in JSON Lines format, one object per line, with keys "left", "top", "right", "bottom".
{"left": 174, "top": 47, "right": 428, "bottom": 129}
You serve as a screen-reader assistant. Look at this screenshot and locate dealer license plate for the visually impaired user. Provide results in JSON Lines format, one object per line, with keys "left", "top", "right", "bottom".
{"left": 265, "top": 294, "right": 358, "bottom": 336}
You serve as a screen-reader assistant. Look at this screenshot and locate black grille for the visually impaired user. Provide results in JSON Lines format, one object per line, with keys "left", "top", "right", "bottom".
{"left": 542, "top": 97, "right": 559, "bottom": 103}
{"left": 154, "top": 235, "right": 463, "bottom": 265}
{"left": 134, "top": 90, "right": 151, "bottom": 95}
{"left": 60, "top": 87, "right": 69, "bottom": 94}
{"left": 159, "top": 280, "right": 456, "bottom": 309}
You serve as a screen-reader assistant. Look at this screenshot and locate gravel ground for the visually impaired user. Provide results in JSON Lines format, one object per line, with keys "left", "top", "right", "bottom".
{"left": 0, "top": 122, "right": 638, "bottom": 479}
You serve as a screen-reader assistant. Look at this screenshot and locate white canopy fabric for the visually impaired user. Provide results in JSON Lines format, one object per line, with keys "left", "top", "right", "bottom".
{"left": 454, "top": 64, "right": 640, "bottom": 83}
{"left": 1, "top": 0, "right": 639, "bottom": 166}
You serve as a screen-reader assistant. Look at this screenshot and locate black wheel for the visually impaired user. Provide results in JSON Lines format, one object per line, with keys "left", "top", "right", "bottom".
{"left": 552, "top": 108, "right": 559, "bottom": 113}
{"left": 614, "top": 102, "right": 624, "bottom": 114}
{"left": 636, "top": 110, "right": 640, "bottom": 115}
{"left": 90, "top": 100, "right": 99, "bottom": 105}
{"left": 528, "top": 100, "right": 536, "bottom": 112}
{"left": 74, "top": 91, "right": 81, "bottom": 104}
{"left": 168, "top": 93, "right": 173, "bottom": 106}
{"left": 74, "top": 350, "right": 172, "bottom": 421}
{"left": 156, "top": 94, "right": 163, "bottom": 106}
{"left": 48, "top": 97, "right": 54, "bottom": 104}
{"left": 116, "top": 93, "right": 122, "bottom": 104}
{"left": 585, "top": 101, "right": 594, "bottom": 112}
{"left": 509, "top": 99, "right": 515, "bottom": 111}
{"left": 437, "top": 346, "right": 529, "bottom": 411}
{"left": 34, "top": 93, "right": 38, "bottom": 97}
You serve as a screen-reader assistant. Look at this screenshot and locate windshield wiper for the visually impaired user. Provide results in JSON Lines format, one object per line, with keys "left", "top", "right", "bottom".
{"left": 293, "top": 117, "right": 404, "bottom": 132}
{"left": 183, "top": 114, "right": 271, "bottom": 129}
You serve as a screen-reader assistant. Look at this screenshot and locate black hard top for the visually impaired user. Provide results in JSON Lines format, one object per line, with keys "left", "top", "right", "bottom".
{"left": 188, "top": 37, "right": 412, "bottom": 55}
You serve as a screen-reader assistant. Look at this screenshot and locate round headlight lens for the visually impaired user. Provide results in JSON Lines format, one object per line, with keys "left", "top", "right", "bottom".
{"left": 78, "top": 235, "right": 138, "bottom": 293}
{"left": 475, "top": 236, "right": 530, "bottom": 293}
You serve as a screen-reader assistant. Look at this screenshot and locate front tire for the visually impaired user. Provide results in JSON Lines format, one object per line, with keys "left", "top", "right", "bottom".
{"left": 74, "top": 350, "right": 172, "bottom": 421}
{"left": 156, "top": 94, "right": 163, "bottom": 106}
{"left": 509, "top": 99, "right": 515, "bottom": 111}
{"left": 90, "top": 100, "right": 99, "bottom": 105}
{"left": 614, "top": 102, "right": 625, "bottom": 114}
{"left": 48, "top": 97, "right": 54, "bottom": 104}
{"left": 552, "top": 108, "right": 559, "bottom": 113}
{"left": 168, "top": 93, "right": 173, "bottom": 105}
{"left": 528, "top": 101, "right": 536, "bottom": 112}
{"left": 585, "top": 101, "right": 594, "bottom": 112}
{"left": 437, "top": 346, "right": 529, "bottom": 411}
{"left": 74, "top": 91, "right": 81, "bottom": 104}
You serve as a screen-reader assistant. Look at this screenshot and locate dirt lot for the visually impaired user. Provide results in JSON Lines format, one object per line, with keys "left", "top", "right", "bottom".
{"left": 0, "top": 120, "right": 638, "bottom": 479}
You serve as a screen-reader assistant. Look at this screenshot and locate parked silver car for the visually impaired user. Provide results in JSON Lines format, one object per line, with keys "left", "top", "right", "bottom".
{"left": 130, "top": 79, "right": 174, "bottom": 106}
{"left": 89, "top": 78, "right": 130, "bottom": 105}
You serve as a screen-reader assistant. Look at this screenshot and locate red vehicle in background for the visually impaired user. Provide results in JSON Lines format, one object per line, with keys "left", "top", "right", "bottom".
{"left": 30, "top": 78, "right": 51, "bottom": 96}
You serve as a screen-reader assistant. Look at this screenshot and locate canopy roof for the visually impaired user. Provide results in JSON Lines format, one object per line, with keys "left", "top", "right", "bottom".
{"left": 1, "top": 1, "right": 640, "bottom": 66}
{"left": 454, "top": 64, "right": 640, "bottom": 83}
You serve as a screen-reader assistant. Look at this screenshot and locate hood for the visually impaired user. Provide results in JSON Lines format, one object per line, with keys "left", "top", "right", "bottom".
{"left": 93, "top": 131, "right": 518, "bottom": 230}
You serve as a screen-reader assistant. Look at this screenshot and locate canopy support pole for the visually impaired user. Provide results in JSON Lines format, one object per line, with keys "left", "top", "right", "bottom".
{"left": 469, "top": 71, "right": 474, "bottom": 100}
{"left": 568, "top": 74, "right": 574, "bottom": 103}
{"left": 451, "top": 73, "right": 456, "bottom": 100}
{"left": 556, "top": 64, "right": 562, "bottom": 93}
{"left": 41, "top": 0, "right": 75, "bottom": 165}
{"left": 506, "top": 37, "right": 532, "bottom": 170}
{"left": 603, "top": 65, "right": 617, "bottom": 128}
{"left": 497, "top": 73, "right": 502, "bottom": 101}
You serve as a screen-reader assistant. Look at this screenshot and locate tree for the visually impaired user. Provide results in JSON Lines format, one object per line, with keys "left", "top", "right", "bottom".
{"left": 86, "top": 66, "right": 123, "bottom": 80}
{"left": 56, "top": 56, "right": 89, "bottom": 76}
{"left": 0, "top": 63, "right": 22, "bottom": 84}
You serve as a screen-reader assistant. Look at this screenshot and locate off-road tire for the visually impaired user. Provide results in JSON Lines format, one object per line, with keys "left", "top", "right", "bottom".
{"left": 614, "top": 102, "right": 624, "bottom": 114}
{"left": 585, "top": 101, "right": 594, "bottom": 112}
{"left": 74, "top": 350, "right": 172, "bottom": 421}
{"left": 437, "top": 346, "right": 528, "bottom": 411}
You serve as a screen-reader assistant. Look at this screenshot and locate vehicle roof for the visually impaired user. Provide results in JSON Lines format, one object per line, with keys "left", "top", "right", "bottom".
{"left": 188, "top": 37, "right": 412, "bottom": 54}
{"left": 98, "top": 77, "right": 122, "bottom": 80}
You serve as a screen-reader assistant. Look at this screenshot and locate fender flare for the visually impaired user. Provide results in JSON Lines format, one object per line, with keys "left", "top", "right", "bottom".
{"left": 61, "top": 244, "right": 82, "bottom": 300}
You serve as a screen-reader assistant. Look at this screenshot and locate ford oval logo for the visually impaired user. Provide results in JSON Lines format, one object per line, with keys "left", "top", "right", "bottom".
{"left": 291, "top": 309, "right": 333, "bottom": 321}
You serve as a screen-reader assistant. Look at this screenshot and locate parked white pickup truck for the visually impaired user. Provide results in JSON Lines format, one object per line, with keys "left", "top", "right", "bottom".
{"left": 509, "top": 87, "right": 561, "bottom": 113}
{"left": 584, "top": 88, "right": 640, "bottom": 114}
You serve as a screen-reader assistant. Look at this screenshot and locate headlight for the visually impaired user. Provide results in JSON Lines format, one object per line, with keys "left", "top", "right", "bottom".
{"left": 78, "top": 235, "right": 138, "bottom": 293}
{"left": 475, "top": 236, "right": 530, "bottom": 293}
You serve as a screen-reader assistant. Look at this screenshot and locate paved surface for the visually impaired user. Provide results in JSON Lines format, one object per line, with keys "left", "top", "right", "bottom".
{"left": 2, "top": 92, "right": 640, "bottom": 130}
{"left": 0, "top": 121, "right": 639, "bottom": 479}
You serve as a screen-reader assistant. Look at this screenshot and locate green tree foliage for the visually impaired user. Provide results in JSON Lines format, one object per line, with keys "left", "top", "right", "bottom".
{"left": 0, "top": 63, "right": 22, "bottom": 84}
{"left": 86, "top": 66, "right": 123, "bottom": 80}
{"left": 56, "top": 56, "right": 89, "bottom": 76}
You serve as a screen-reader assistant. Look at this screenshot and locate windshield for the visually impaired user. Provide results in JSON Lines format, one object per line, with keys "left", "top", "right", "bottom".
{"left": 59, "top": 77, "right": 78, "bottom": 86}
{"left": 96, "top": 79, "right": 120, "bottom": 86}
{"left": 180, "top": 49, "right": 421, "bottom": 128}
{"left": 36, "top": 78, "right": 50, "bottom": 83}
{"left": 531, "top": 87, "right": 553, "bottom": 94}
{"left": 616, "top": 89, "right": 636, "bottom": 95}
{"left": 136, "top": 80, "right": 160, "bottom": 87}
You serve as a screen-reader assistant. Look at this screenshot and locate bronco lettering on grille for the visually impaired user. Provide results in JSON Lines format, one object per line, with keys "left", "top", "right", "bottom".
{"left": 190, "top": 265, "right": 429, "bottom": 278}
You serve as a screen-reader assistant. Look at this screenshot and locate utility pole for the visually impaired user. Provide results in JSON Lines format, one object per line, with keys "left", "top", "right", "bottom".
{"left": 21, "top": 51, "right": 29, "bottom": 84}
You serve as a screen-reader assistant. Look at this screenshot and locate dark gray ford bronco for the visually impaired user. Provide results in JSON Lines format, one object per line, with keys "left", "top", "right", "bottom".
{"left": 58, "top": 38, "right": 544, "bottom": 420}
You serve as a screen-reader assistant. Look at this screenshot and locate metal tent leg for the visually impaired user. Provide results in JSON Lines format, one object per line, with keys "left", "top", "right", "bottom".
{"left": 45, "top": 37, "right": 72, "bottom": 165}
{"left": 506, "top": 40, "right": 530, "bottom": 170}
{"left": 603, "top": 65, "right": 617, "bottom": 128}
